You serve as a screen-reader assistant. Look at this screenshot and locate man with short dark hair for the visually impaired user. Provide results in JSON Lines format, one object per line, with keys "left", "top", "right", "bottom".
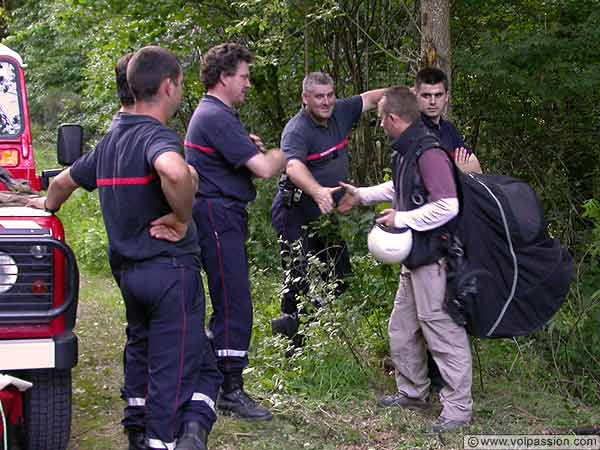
{"left": 415, "top": 67, "right": 481, "bottom": 173}
{"left": 270, "top": 72, "right": 387, "bottom": 343}
{"left": 414, "top": 67, "right": 481, "bottom": 392}
{"left": 185, "top": 43, "right": 284, "bottom": 421}
{"left": 115, "top": 52, "right": 135, "bottom": 113}
{"left": 339, "top": 86, "right": 473, "bottom": 433}
{"left": 28, "top": 45, "right": 222, "bottom": 450}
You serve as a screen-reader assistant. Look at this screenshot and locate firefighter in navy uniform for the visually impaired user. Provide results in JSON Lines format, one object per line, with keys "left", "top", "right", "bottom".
{"left": 28, "top": 46, "right": 222, "bottom": 450}
{"left": 414, "top": 67, "right": 482, "bottom": 393}
{"left": 270, "top": 72, "right": 387, "bottom": 341}
{"left": 415, "top": 67, "right": 482, "bottom": 174}
{"left": 184, "top": 43, "right": 284, "bottom": 421}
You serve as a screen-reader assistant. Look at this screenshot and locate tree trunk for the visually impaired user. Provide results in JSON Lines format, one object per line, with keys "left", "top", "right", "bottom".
{"left": 420, "top": 0, "right": 452, "bottom": 117}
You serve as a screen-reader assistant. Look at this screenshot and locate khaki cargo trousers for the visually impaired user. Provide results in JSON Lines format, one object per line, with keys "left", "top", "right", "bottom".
{"left": 388, "top": 260, "right": 473, "bottom": 422}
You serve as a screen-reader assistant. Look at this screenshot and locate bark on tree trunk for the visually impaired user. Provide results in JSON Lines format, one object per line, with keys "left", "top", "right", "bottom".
{"left": 420, "top": 0, "right": 452, "bottom": 117}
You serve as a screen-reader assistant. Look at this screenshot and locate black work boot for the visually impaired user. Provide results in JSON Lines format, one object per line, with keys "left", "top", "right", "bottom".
{"left": 218, "top": 373, "right": 273, "bottom": 421}
{"left": 175, "top": 421, "right": 208, "bottom": 450}
{"left": 271, "top": 312, "right": 305, "bottom": 357}
{"left": 126, "top": 428, "right": 146, "bottom": 450}
{"left": 270, "top": 313, "right": 299, "bottom": 338}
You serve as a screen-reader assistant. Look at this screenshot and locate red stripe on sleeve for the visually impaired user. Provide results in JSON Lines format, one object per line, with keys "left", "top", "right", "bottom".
{"left": 184, "top": 141, "right": 216, "bottom": 155}
{"left": 306, "top": 137, "right": 349, "bottom": 161}
{"left": 97, "top": 174, "right": 157, "bottom": 186}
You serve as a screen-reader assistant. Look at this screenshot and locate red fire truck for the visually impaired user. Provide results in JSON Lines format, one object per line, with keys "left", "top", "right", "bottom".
{"left": 0, "top": 44, "right": 82, "bottom": 450}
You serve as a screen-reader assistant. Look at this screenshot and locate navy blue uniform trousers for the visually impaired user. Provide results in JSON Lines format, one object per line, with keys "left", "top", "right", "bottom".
{"left": 271, "top": 194, "right": 351, "bottom": 315}
{"left": 193, "top": 197, "right": 253, "bottom": 375}
{"left": 116, "top": 256, "right": 222, "bottom": 449}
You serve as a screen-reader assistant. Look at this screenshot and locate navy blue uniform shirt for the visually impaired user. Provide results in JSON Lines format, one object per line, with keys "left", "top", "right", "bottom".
{"left": 185, "top": 95, "right": 259, "bottom": 204}
{"left": 281, "top": 95, "right": 363, "bottom": 220}
{"left": 281, "top": 96, "right": 363, "bottom": 217}
{"left": 282, "top": 96, "right": 363, "bottom": 186}
{"left": 420, "top": 112, "right": 469, "bottom": 154}
{"left": 69, "top": 114, "right": 199, "bottom": 268}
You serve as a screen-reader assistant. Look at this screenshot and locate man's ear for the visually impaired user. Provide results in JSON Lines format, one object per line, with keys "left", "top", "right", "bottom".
{"left": 301, "top": 92, "right": 308, "bottom": 106}
{"left": 219, "top": 71, "right": 229, "bottom": 87}
{"left": 160, "top": 77, "right": 171, "bottom": 97}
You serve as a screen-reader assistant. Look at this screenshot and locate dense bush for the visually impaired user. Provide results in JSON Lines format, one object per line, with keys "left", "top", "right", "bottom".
{"left": 17, "top": 0, "right": 600, "bottom": 404}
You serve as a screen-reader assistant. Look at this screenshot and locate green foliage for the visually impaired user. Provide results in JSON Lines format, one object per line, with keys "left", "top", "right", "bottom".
{"left": 582, "top": 199, "right": 600, "bottom": 259}
{"left": 454, "top": 0, "right": 600, "bottom": 246}
{"left": 58, "top": 190, "right": 110, "bottom": 274}
{"left": 6, "top": 0, "right": 600, "bottom": 408}
{"left": 251, "top": 254, "right": 385, "bottom": 402}
{"left": 246, "top": 179, "right": 280, "bottom": 269}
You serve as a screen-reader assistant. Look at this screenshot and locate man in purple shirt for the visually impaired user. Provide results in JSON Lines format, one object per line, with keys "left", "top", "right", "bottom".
{"left": 339, "top": 87, "right": 473, "bottom": 433}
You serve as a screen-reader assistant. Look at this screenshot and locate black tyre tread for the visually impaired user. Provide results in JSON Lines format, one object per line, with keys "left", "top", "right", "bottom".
{"left": 23, "top": 369, "right": 71, "bottom": 450}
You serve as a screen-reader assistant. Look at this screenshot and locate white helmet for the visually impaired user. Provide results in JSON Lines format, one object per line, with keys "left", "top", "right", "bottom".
{"left": 367, "top": 223, "right": 413, "bottom": 264}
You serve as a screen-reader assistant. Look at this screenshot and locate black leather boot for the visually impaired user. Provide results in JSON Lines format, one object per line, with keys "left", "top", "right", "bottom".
{"left": 175, "top": 421, "right": 208, "bottom": 450}
{"left": 270, "top": 312, "right": 299, "bottom": 338}
{"left": 218, "top": 372, "right": 273, "bottom": 421}
{"left": 126, "top": 428, "right": 146, "bottom": 450}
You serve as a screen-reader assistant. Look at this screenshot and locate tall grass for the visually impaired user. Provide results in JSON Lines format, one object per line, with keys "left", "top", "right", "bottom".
{"left": 32, "top": 127, "right": 600, "bottom": 405}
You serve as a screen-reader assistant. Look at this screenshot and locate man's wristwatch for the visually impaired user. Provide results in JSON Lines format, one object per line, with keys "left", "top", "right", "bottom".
{"left": 44, "top": 199, "right": 60, "bottom": 214}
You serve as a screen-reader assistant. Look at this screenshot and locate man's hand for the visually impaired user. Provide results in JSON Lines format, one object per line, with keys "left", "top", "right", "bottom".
{"left": 249, "top": 134, "right": 267, "bottom": 153}
{"left": 454, "top": 147, "right": 483, "bottom": 174}
{"left": 313, "top": 186, "right": 342, "bottom": 214}
{"left": 149, "top": 212, "right": 188, "bottom": 243}
{"left": 25, "top": 196, "right": 46, "bottom": 210}
{"left": 337, "top": 181, "right": 360, "bottom": 215}
{"left": 454, "top": 147, "right": 470, "bottom": 166}
{"left": 376, "top": 208, "right": 406, "bottom": 228}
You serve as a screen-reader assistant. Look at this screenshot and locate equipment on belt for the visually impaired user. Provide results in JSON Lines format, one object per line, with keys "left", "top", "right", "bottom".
{"left": 367, "top": 223, "right": 413, "bottom": 264}
{"left": 278, "top": 173, "right": 303, "bottom": 207}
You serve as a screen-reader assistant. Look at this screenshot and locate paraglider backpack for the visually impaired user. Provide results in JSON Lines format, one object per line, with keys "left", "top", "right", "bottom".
{"left": 398, "top": 136, "right": 574, "bottom": 339}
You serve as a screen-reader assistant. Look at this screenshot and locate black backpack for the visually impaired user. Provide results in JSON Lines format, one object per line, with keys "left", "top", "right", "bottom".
{"left": 398, "top": 136, "right": 573, "bottom": 338}
{"left": 444, "top": 171, "right": 573, "bottom": 338}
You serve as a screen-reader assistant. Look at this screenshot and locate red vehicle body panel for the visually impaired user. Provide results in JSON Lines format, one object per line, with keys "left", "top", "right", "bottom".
{"left": 0, "top": 47, "right": 69, "bottom": 339}
{"left": 0, "top": 52, "right": 40, "bottom": 192}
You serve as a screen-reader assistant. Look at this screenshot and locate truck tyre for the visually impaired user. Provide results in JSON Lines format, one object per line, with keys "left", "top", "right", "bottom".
{"left": 22, "top": 369, "right": 72, "bottom": 450}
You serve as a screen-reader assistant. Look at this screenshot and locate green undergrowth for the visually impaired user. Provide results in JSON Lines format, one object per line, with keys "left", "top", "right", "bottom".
{"left": 33, "top": 133, "right": 599, "bottom": 449}
{"left": 67, "top": 269, "right": 599, "bottom": 449}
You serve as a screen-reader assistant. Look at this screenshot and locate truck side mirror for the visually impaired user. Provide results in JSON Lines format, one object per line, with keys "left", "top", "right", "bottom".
{"left": 57, "top": 124, "right": 83, "bottom": 166}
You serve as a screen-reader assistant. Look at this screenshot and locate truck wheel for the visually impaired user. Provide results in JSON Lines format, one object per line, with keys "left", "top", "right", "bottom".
{"left": 22, "top": 369, "right": 72, "bottom": 450}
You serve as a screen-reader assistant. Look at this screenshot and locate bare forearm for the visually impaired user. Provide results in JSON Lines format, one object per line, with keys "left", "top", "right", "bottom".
{"left": 161, "top": 174, "right": 193, "bottom": 223}
{"left": 45, "top": 169, "right": 79, "bottom": 211}
{"left": 263, "top": 149, "right": 285, "bottom": 178}
{"left": 154, "top": 152, "right": 194, "bottom": 223}
{"left": 361, "top": 88, "right": 388, "bottom": 111}
{"left": 286, "top": 160, "right": 322, "bottom": 198}
{"left": 246, "top": 149, "right": 285, "bottom": 179}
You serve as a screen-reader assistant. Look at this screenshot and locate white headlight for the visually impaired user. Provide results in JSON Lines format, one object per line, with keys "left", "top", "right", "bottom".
{"left": 0, "top": 252, "right": 18, "bottom": 293}
{"left": 30, "top": 245, "right": 47, "bottom": 260}
{"left": 367, "top": 224, "right": 413, "bottom": 264}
